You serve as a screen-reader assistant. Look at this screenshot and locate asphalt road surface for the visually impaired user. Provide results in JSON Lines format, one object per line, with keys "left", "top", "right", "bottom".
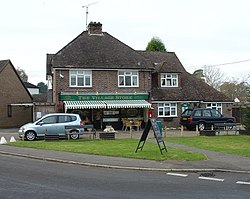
{"left": 0, "top": 154, "right": 250, "bottom": 199}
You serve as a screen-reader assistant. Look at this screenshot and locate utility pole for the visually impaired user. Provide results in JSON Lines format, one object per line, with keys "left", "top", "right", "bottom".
{"left": 82, "top": 2, "right": 98, "bottom": 30}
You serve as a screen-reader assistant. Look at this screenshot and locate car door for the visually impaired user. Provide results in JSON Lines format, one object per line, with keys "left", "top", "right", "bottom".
{"left": 57, "top": 115, "right": 72, "bottom": 136}
{"left": 35, "top": 115, "right": 58, "bottom": 136}
{"left": 211, "top": 109, "right": 223, "bottom": 123}
{"left": 202, "top": 109, "right": 213, "bottom": 125}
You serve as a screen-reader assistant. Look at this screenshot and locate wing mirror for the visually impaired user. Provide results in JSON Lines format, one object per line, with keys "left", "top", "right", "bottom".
{"left": 37, "top": 121, "right": 44, "bottom": 126}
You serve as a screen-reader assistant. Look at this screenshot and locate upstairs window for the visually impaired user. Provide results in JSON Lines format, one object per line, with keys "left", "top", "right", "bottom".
{"left": 70, "top": 70, "right": 92, "bottom": 87}
{"left": 161, "top": 73, "right": 178, "bottom": 87}
{"left": 118, "top": 71, "right": 138, "bottom": 87}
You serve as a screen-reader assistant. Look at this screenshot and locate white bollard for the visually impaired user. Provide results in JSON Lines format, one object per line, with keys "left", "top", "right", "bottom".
{"left": 0, "top": 136, "right": 7, "bottom": 144}
{"left": 10, "top": 136, "right": 16, "bottom": 143}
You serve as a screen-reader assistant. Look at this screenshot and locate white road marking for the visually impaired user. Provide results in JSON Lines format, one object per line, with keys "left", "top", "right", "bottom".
{"left": 198, "top": 176, "right": 224, "bottom": 182}
{"left": 236, "top": 181, "right": 250, "bottom": 185}
{"left": 166, "top": 172, "right": 188, "bottom": 177}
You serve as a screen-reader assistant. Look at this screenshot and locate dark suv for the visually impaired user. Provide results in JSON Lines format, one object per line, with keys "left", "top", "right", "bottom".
{"left": 180, "top": 108, "right": 235, "bottom": 131}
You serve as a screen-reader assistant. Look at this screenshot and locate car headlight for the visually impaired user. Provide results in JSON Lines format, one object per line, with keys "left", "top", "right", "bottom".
{"left": 19, "top": 127, "right": 25, "bottom": 132}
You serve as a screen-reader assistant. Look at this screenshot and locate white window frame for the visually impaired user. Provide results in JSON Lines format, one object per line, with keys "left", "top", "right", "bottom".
{"left": 206, "top": 103, "right": 222, "bottom": 114}
{"left": 118, "top": 70, "right": 139, "bottom": 87}
{"left": 161, "top": 73, "right": 178, "bottom": 87}
{"left": 158, "top": 103, "right": 177, "bottom": 117}
{"left": 69, "top": 70, "right": 92, "bottom": 87}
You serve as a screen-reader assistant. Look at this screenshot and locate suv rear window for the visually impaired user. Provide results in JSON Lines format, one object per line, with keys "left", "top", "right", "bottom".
{"left": 182, "top": 109, "right": 192, "bottom": 116}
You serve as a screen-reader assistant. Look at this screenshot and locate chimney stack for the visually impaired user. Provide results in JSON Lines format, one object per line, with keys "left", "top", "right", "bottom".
{"left": 88, "top": 22, "right": 103, "bottom": 35}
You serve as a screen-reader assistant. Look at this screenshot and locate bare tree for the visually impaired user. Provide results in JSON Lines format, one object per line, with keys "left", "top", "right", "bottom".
{"left": 203, "top": 65, "right": 224, "bottom": 90}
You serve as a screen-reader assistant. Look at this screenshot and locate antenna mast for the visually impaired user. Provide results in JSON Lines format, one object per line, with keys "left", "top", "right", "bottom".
{"left": 82, "top": 2, "right": 98, "bottom": 30}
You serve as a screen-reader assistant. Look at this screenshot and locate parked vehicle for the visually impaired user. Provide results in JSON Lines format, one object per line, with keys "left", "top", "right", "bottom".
{"left": 179, "top": 108, "right": 235, "bottom": 131}
{"left": 18, "top": 113, "right": 84, "bottom": 141}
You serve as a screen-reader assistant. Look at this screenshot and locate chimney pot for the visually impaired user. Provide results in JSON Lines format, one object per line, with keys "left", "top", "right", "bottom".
{"left": 88, "top": 22, "right": 103, "bottom": 35}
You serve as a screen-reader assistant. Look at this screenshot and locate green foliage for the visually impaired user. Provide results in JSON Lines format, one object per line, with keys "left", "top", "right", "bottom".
{"left": 243, "top": 107, "right": 250, "bottom": 132}
{"left": 16, "top": 67, "right": 28, "bottom": 82}
{"left": 166, "top": 136, "right": 250, "bottom": 157}
{"left": 37, "top": 82, "right": 48, "bottom": 93}
{"left": 9, "top": 139, "right": 206, "bottom": 161}
{"left": 193, "top": 69, "right": 205, "bottom": 81}
{"left": 146, "top": 37, "right": 166, "bottom": 52}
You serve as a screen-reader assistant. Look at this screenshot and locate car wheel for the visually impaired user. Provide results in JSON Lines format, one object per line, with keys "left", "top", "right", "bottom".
{"left": 70, "top": 130, "right": 79, "bottom": 140}
{"left": 25, "top": 131, "right": 36, "bottom": 141}
{"left": 226, "top": 121, "right": 234, "bottom": 130}
{"left": 198, "top": 122, "right": 206, "bottom": 131}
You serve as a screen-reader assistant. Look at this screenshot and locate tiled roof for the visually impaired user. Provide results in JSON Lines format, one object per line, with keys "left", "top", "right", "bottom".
{"left": 23, "top": 82, "right": 39, "bottom": 89}
{"left": 32, "top": 93, "right": 47, "bottom": 102}
{"left": 0, "top": 59, "right": 33, "bottom": 100}
{"left": 151, "top": 72, "right": 232, "bottom": 102}
{"left": 0, "top": 60, "right": 9, "bottom": 72}
{"left": 50, "top": 32, "right": 153, "bottom": 70}
{"left": 138, "top": 51, "right": 186, "bottom": 73}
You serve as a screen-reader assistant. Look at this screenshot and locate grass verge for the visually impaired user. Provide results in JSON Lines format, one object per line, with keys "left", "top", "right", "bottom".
{"left": 8, "top": 139, "right": 206, "bottom": 161}
{"left": 166, "top": 135, "right": 250, "bottom": 157}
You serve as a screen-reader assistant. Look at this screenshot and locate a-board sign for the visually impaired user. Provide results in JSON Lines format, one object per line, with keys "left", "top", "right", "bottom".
{"left": 150, "top": 119, "right": 163, "bottom": 142}
{"left": 135, "top": 119, "right": 167, "bottom": 154}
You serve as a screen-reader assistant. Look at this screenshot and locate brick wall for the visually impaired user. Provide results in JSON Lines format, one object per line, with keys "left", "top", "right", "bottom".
{"left": 0, "top": 62, "right": 33, "bottom": 128}
{"left": 53, "top": 69, "right": 152, "bottom": 104}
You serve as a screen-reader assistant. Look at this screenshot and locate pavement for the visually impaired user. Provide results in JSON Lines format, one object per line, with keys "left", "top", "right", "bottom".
{"left": 0, "top": 128, "right": 250, "bottom": 173}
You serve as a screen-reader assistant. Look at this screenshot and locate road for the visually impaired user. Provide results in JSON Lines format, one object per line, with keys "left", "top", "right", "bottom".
{"left": 0, "top": 154, "right": 250, "bottom": 199}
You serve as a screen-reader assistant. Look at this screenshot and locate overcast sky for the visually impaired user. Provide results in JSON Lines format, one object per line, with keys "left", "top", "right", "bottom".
{"left": 1, "top": 0, "right": 250, "bottom": 84}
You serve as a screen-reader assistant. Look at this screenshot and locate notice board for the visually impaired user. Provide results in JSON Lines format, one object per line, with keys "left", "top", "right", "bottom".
{"left": 135, "top": 119, "right": 167, "bottom": 154}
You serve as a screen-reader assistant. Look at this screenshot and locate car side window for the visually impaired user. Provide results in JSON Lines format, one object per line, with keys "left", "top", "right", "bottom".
{"left": 193, "top": 110, "right": 202, "bottom": 117}
{"left": 58, "top": 115, "right": 73, "bottom": 123}
{"left": 70, "top": 116, "right": 77, "bottom": 122}
{"left": 203, "top": 110, "right": 212, "bottom": 117}
{"left": 58, "top": 115, "right": 77, "bottom": 123}
{"left": 58, "top": 115, "right": 68, "bottom": 123}
{"left": 41, "top": 116, "right": 57, "bottom": 124}
{"left": 211, "top": 109, "right": 221, "bottom": 117}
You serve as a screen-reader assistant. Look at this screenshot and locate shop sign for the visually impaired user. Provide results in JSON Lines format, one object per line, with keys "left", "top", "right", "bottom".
{"left": 60, "top": 93, "right": 149, "bottom": 101}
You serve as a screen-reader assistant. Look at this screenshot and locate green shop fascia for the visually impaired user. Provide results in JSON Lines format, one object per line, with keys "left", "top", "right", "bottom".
{"left": 59, "top": 93, "right": 149, "bottom": 101}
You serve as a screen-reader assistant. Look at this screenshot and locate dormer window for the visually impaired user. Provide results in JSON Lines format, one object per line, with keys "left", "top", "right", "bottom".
{"left": 161, "top": 73, "right": 178, "bottom": 87}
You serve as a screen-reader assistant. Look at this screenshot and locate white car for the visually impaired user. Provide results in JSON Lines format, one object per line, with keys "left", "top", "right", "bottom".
{"left": 18, "top": 113, "right": 84, "bottom": 141}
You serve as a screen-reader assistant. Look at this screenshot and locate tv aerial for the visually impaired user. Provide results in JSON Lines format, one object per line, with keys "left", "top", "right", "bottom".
{"left": 82, "top": 2, "right": 98, "bottom": 30}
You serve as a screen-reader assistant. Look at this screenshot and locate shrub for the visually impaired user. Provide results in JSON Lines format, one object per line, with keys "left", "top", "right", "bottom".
{"left": 243, "top": 107, "right": 250, "bottom": 132}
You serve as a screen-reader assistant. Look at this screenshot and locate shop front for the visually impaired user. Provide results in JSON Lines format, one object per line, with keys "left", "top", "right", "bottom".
{"left": 60, "top": 93, "right": 151, "bottom": 130}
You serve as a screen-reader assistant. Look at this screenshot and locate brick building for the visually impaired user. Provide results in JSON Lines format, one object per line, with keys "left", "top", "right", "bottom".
{"left": 47, "top": 22, "right": 233, "bottom": 130}
{"left": 47, "top": 22, "right": 152, "bottom": 130}
{"left": 140, "top": 51, "right": 233, "bottom": 128}
{"left": 0, "top": 60, "right": 33, "bottom": 128}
